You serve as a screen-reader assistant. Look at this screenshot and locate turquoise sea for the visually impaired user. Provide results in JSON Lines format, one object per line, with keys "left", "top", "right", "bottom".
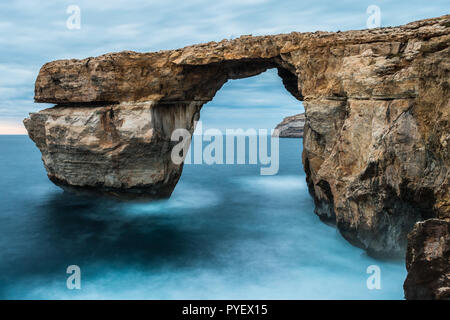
{"left": 0, "top": 135, "right": 406, "bottom": 299}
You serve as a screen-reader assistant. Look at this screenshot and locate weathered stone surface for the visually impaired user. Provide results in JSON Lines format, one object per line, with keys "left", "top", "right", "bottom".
{"left": 404, "top": 219, "right": 450, "bottom": 300}
{"left": 25, "top": 15, "right": 450, "bottom": 261}
{"left": 274, "top": 113, "right": 305, "bottom": 138}
{"left": 24, "top": 101, "right": 201, "bottom": 199}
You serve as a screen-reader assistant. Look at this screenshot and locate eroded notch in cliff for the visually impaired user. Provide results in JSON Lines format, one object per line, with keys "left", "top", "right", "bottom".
{"left": 177, "top": 57, "right": 303, "bottom": 104}
{"left": 276, "top": 66, "right": 303, "bottom": 101}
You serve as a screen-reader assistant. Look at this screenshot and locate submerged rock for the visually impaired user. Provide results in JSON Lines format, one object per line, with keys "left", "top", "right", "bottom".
{"left": 274, "top": 113, "right": 305, "bottom": 138}
{"left": 25, "top": 15, "right": 449, "bottom": 265}
{"left": 404, "top": 219, "right": 450, "bottom": 300}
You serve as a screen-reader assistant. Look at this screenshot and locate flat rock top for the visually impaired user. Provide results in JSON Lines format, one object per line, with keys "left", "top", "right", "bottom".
{"left": 277, "top": 113, "right": 305, "bottom": 125}
{"left": 34, "top": 15, "right": 450, "bottom": 104}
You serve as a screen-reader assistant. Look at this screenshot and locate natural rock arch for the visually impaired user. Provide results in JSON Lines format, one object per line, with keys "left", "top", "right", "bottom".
{"left": 28, "top": 59, "right": 302, "bottom": 199}
{"left": 25, "top": 15, "right": 449, "bottom": 260}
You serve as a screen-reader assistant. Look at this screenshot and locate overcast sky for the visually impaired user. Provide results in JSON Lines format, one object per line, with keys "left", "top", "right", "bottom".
{"left": 0, "top": 0, "right": 448, "bottom": 134}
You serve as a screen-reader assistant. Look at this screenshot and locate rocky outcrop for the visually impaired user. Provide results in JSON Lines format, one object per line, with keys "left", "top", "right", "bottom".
{"left": 25, "top": 15, "right": 449, "bottom": 259}
{"left": 24, "top": 101, "right": 201, "bottom": 199}
{"left": 274, "top": 113, "right": 305, "bottom": 138}
{"left": 404, "top": 219, "right": 450, "bottom": 300}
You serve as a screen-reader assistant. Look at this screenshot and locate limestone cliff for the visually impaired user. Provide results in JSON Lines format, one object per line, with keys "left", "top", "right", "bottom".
{"left": 25, "top": 15, "right": 449, "bottom": 265}
{"left": 404, "top": 219, "right": 450, "bottom": 299}
{"left": 274, "top": 113, "right": 305, "bottom": 138}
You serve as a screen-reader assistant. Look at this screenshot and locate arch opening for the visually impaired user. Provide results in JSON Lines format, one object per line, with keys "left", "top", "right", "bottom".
{"left": 170, "top": 68, "right": 305, "bottom": 185}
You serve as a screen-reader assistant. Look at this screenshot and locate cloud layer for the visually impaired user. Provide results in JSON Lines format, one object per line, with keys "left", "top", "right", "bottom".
{"left": 0, "top": 0, "right": 448, "bottom": 133}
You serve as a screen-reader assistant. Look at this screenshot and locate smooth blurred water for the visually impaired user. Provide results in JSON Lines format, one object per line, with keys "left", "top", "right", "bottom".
{"left": 0, "top": 135, "right": 406, "bottom": 299}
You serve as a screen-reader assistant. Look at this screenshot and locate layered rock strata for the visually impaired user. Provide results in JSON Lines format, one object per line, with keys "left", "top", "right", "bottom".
{"left": 24, "top": 101, "right": 201, "bottom": 199}
{"left": 25, "top": 16, "right": 449, "bottom": 261}
{"left": 274, "top": 113, "right": 305, "bottom": 138}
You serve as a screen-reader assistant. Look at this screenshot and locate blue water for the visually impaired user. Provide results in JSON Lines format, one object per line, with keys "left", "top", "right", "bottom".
{"left": 0, "top": 135, "right": 406, "bottom": 299}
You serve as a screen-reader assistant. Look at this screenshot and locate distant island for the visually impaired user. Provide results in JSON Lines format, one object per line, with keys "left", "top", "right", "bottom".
{"left": 274, "top": 113, "right": 305, "bottom": 138}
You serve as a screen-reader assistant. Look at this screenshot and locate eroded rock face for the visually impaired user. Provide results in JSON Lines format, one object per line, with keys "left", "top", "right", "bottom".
{"left": 274, "top": 113, "right": 305, "bottom": 138}
{"left": 404, "top": 219, "right": 450, "bottom": 300}
{"left": 25, "top": 16, "right": 449, "bottom": 259}
{"left": 24, "top": 101, "right": 201, "bottom": 199}
{"left": 303, "top": 95, "right": 448, "bottom": 257}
